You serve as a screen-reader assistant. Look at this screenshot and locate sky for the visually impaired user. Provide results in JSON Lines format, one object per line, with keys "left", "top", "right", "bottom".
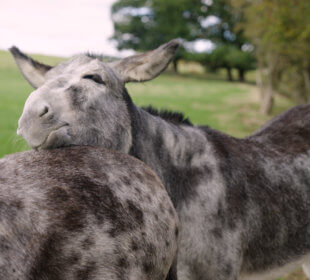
{"left": 0, "top": 0, "right": 125, "bottom": 57}
{"left": 0, "top": 0, "right": 214, "bottom": 57}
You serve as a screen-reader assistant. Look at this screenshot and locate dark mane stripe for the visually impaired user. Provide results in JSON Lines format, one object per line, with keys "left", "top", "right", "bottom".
{"left": 142, "top": 106, "right": 193, "bottom": 126}
{"left": 85, "top": 52, "right": 118, "bottom": 63}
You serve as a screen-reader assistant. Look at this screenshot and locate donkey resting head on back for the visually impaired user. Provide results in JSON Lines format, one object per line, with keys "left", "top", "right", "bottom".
{"left": 12, "top": 43, "right": 310, "bottom": 280}
{"left": 12, "top": 41, "right": 179, "bottom": 153}
{"left": 0, "top": 146, "right": 179, "bottom": 280}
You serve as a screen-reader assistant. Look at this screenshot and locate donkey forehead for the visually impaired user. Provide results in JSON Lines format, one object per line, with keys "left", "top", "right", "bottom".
{"left": 45, "top": 55, "right": 121, "bottom": 85}
{"left": 25, "top": 55, "right": 124, "bottom": 107}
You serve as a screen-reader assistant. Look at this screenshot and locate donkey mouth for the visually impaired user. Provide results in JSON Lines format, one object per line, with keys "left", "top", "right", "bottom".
{"left": 34, "top": 124, "right": 69, "bottom": 150}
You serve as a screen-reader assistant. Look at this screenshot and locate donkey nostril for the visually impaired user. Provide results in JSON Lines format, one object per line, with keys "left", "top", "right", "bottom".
{"left": 39, "top": 106, "right": 49, "bottom": 117}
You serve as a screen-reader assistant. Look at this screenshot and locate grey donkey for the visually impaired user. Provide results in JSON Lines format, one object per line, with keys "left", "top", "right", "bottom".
{"left": 0, "top": 147, "right": 179, "bottom": 280}
{"left": 11, "top": 41, "right": 310, "bottom": 280}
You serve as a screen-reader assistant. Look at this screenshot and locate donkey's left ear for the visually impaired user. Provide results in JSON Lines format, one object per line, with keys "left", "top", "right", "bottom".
{"left": 9, "top": 46, "right": 52, "bottom": 89}
{"left": 110, "top": 39, "right": 180, "bottom": 83}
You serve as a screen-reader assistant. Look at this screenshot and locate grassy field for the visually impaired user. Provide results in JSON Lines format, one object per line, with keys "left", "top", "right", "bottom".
{"left": 0, "top": 50, "right": 306, "bottom": 280}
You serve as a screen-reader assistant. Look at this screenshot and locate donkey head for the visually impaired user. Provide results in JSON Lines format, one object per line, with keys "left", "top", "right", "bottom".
{"left": 11, "top": 40, "right": 179, "bottom": 151}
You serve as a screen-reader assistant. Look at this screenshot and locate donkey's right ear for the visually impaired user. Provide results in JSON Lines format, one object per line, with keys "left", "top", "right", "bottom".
{"left": 9, "top": 46, "right": 52, "bottom": 89}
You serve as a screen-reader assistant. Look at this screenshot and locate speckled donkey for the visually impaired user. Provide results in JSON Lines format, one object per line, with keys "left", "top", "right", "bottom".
{"left": 0, "top": 147, "right": 178, "bottom": 280}
{"left": 12, "top": 40, "right": 310, "bottom": 280}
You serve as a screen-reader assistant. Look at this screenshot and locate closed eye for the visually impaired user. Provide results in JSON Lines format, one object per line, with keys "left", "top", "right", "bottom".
{"left": 82, "top": 74, "right": 106, "bottom": 85}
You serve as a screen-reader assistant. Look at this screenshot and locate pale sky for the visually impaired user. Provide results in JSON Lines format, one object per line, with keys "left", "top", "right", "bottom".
{"left": 0, "top": 0, "right": 214, "bottom": 57}
{"left": 0, "top": 0, "right": 125, "bottom": 57}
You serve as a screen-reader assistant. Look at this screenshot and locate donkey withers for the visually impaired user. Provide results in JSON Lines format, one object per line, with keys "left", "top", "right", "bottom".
{"left": 11, "top": 42, "right": 310, "bottom": 280}
{"left": 0, "top": 147, "right": 178, "bottom": 280}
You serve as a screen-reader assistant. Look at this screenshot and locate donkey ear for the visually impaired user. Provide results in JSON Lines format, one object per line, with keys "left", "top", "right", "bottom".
{"left": 9, "top": 46, "right": 52, "bottom": 89}
{"left": 110, "top": 39, "right": 180, "bottom": 83}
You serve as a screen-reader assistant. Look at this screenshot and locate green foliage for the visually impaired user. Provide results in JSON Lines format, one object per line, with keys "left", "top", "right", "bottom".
{"left": 229, "top": 47, "right": 256, "bottom": 72}
{"left": 111, "top": 0, "right": 257, "bottom": 76}
{"left": 186, "top": 45, "right": 256, "bottom": 81}
{"left": 111, "top": 0, "right": 206, "bottom": 50}
{"left": 205, "top": 0, "right": 248, "bottom": 48}
{"left": 208, "top": 45, "right": 232, "bottom": 70}
{"left": 184, "top": 51, "right": 209, "bottom": 66}
{"left": 232, "top": 0, "right": 310, "bottom": 107}
{"left": 234, "top": 0, "right": 310, "bottom": 59}
{"left": 111, "top": 0, "right": 209, "bottom": 71}
{"left": 208, "top": 45, "right": 256, "bottom": 81}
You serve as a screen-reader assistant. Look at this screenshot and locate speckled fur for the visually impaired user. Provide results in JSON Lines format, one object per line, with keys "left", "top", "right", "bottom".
{"left": 0, "top": 147, "right": 178, "bottom": 280}
{"left": 12, "top": 42, "right": 310, "bottom": 280}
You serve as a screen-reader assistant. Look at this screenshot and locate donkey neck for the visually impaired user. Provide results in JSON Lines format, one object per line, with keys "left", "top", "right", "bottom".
{"left": 129, "top": 105, "right": 212, "bottom": 207}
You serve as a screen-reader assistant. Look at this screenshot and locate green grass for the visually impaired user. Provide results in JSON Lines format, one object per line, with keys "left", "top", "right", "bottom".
{"left": 128, "top": 73, "right": 293, "bottom": 137}
{"left": 0, "top": 50, "right": 307, "bottom": 279}
{"left": 0, "top": 50, "right": 64, "bottom": 157}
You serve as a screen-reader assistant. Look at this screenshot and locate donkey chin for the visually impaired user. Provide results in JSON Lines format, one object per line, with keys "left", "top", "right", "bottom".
{"left": 20, "top": 125, "right": 71, "bottom": 150}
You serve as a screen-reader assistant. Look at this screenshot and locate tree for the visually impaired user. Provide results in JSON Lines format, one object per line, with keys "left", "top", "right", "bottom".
{"left": 232, "top": 0, "right": 310, "bottom": 114}
{"left": 198, "top": 0, "right": 254, "bottom": 82}
{"left": 208, "top": 45, "right": 234, "bottom": 81}
{"left": 205, "top": 0, "right": 248, "bottom": 49}
{"left": 229, "top": 47, "right": 256, "bottom": 82}
{"left": 186, "top": 45, "right": 256, "bottom": 82}
{"left": 111, "top": 0, "right": 207, "bottom": 72}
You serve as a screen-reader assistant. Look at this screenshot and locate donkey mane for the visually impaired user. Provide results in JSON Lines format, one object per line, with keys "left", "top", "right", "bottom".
{"left": 142, "top": 106, "right": 193, "bottom": 126}
{"left": 85, "top": 52, "right": 118, "bottom": 63}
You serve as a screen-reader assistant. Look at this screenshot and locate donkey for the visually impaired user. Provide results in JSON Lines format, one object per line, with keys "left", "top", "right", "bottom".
{"left": 0, "top": 146, "right": 179, "bottom": 280}
{"left": 11, "top": 41, "right": 310, "bottom": 280}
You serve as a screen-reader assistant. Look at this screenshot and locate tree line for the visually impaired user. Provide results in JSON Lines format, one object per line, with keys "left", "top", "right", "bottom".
{"left": 111, "top": 0, "right": 310, "bottom": 114}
